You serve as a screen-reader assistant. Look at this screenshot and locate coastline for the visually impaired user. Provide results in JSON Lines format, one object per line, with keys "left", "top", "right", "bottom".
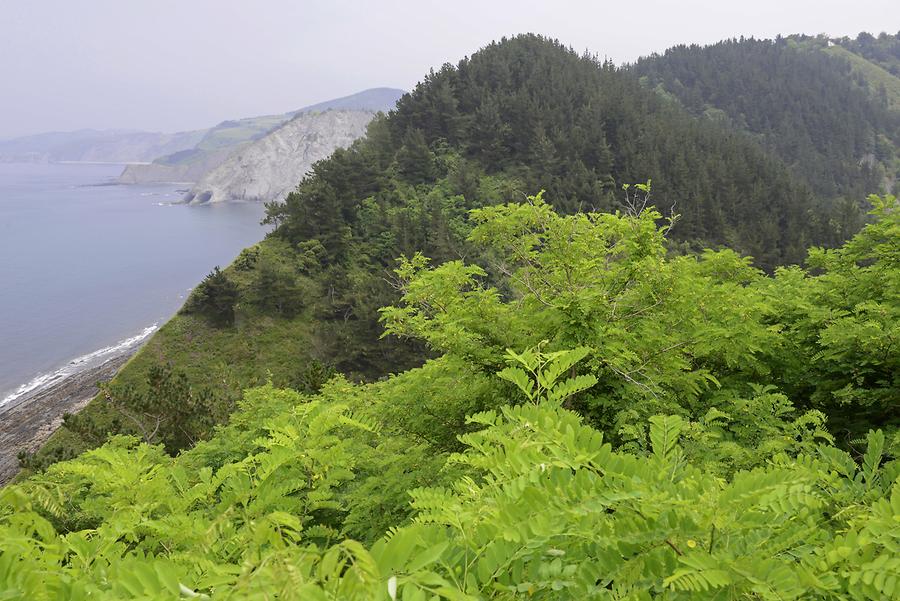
{"left": 0, "top": 349, "right": 136, "bottom": 485}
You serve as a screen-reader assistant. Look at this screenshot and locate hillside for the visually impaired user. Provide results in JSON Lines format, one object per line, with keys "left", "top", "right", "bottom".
{"left": 184, "top": 110, "right": 377, "bottom": 204}
{"left": 24, "top": 33, "right": 864, "bottom": 471}
{"left": 289, "top": 87, "right": 405, "bottom": 114}
{"left": 115, "top": 112, "right": 294, "bottom": 184}
{"left": 824, "top": 43, "right": 900, "bottom": 112}
{"left": 5, "top": 32, "right": 900, "bottom": 599}
{"left": 116, "top": 146, "right": 236, "bottom": 184}
{"left": 833, "top": 31, "right": 900, "bottom": 77}
{"left": 632, "top": 35, "right": 900, "bottom": 202}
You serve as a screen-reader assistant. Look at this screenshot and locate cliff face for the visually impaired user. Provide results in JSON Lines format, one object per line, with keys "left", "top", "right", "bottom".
{"left": 116, "top": 114, "right": 293, "bottom": 184}
{"left": 114, "top": 89, "right": 403, "bottom": 185}
{"left": 184, "top": 110, "right": 375, "bottom": 204}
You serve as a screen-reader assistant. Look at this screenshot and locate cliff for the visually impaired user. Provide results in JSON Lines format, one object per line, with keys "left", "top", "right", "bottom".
{"left": 183, "top": 110, "right": 375, "bottom": 204}
{"left": 117, "top": 88, "right": 404, "bottom": 185}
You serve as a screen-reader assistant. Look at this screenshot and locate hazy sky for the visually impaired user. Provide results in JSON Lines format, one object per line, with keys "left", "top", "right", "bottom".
{"left": 1, "top": 0, "right": 898, "bottom": 138}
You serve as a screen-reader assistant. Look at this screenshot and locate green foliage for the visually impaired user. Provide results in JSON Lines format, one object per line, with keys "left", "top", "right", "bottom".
{"left": 291, "top": 359, "right": 337, "bottom": 394}
{"left": 382, "top": 192, "right": 900, "bottom": 448}
{"left": 183, "top": 267, "right": 240, "bottom": 327}
{"left": 25, "top": 294, "right": 320, "bottom": 475}
{"left": 498, "top": 344, "right": 597, "bottom": 405}
{"left": 98, "top": 362, "right": 217, "bottom": 454}
{"left": 2, "top": 384, "right": 387, "bottom": 599}
{"left": 825, "top": 44, "right": 900, "bottom": 112}
{"left": 829, "top": 32, "right": 900, "bottom": 108}
{"left": 232, "top": 245, "right": 259, "bottom": 271}
{"left": 634, "top": 35, "right": 900, "bottom": 204}
{"left": 38, "top": 33, "right": 892, "bottom": 475}
{"left": 761, "top": 194, "right": 900, "bottom": 436}
{"left": 676, "top": 386, "right": 834, "bottom": 475}
{"left": 383, "top": 193, "right": 772, "bottom": 438}
{"left": 5, "top": 193, "right": 900, "bottom": 598}
{"left": 49, "top": 32, "right": 890, "bottom": 475}
{"left": 251, "top": 258, "right": 304, "bottom": 317}
{"left": 4, "top": 374, "right": 897, "bottom": 599}
{"left": 261, "top": 34, "right": 844, "bottom": 391}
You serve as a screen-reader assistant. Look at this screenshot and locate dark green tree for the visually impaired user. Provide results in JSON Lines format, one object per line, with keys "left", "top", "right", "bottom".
{"left": 183, "top": 266, "right": 240, "bottom": 327}
{"left": 394, "top": 128, "right": 436, "bottom": 184}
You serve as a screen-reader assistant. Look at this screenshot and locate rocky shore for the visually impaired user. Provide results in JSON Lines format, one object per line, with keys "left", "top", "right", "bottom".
{"left": 0, "top": 351, "right": 134, "bottom": 485}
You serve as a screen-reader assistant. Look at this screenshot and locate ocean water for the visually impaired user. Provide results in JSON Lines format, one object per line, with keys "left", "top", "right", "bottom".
{"left": 0, "top": 162, "right": 269, "bottom": 406}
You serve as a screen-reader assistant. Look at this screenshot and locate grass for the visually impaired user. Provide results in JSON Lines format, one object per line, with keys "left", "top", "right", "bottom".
{"left": 195, "top": 115, "right": 290, "bottom": 151}
{"left": 825, "top": 45, "right": 900, "bottom": 112}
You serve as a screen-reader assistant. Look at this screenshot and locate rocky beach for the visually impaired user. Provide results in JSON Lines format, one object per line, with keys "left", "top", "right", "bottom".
{"left": 0, "top": 350, "right": 134, "bottom": 484}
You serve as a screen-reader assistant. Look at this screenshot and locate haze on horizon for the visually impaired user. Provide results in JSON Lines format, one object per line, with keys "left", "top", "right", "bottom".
{"left": 1, "top": 0, "right": 897, "bottom": 139}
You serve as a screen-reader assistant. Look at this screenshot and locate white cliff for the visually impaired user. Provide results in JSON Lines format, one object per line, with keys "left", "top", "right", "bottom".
{"left": 184, "top": 110, "right": 375, "bottom": 204}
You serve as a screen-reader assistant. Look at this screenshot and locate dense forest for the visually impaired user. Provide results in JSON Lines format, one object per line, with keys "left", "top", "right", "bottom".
{"left": 633, "top": 33, "right": 900, "bottom": 204}
{"left": 3, "top": 34, "right": 899, "bottom": 598}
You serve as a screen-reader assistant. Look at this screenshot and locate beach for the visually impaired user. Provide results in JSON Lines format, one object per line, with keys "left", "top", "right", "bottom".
{"left": 0, "top": 349, "right": 135, "bottom": 485}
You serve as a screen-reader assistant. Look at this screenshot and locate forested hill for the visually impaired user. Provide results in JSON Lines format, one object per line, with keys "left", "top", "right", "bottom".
{"left": 271, "top": 35, "right": 831, "bottom": 271}
{"left": 632, "top": 33, "right": 900, "bottom": 204}
{"left": 259, "top": 33, "right": 849, "bottom": 373}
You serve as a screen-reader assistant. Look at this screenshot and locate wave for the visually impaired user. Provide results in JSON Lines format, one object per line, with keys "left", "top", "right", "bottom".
{"left": 0, "top": 324, "right": 158, "bottom": 410}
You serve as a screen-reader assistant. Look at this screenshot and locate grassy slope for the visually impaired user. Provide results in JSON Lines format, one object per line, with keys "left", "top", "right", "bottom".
{"left": 194, "top": 115, "right": 289, "bottom": 152}
{"left": 27, "top": 237, "right": 319, "bottom": 473}
{"left": 150, "top": 114, "right": 291, "bottom": 167}
{"left": 825, "top": 44, "right": 900, "bottom": 191}
{"left": 825, "top": 44, "right": 900, "bottom": 111}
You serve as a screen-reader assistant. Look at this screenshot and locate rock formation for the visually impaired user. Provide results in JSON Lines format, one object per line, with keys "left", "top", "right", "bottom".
{"left": 183, "top": 110, "right": 375, "bottom": 204}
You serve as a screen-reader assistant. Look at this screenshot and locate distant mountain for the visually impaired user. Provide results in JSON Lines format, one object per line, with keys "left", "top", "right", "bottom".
{"left": 0, "top": 87, "right": 404, "bottom": 174}
{"left": 0, "top": 128, "right": 205, "bottom": 164}
{"left": 116, "top": 146, "right": 236, "bottom": 184}
{"left": 184, "top": 110, "right": 376, "bottom": 204}
{"left": 291, "top": 87, "right": 405, "bottom": 114}
{"left": 0, "top": 113, "right": 290, "bottom": 167}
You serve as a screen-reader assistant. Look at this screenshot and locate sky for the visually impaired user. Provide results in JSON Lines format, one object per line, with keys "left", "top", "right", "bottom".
{"left": 1, "top": 0, "right": 898, "bottom": 138}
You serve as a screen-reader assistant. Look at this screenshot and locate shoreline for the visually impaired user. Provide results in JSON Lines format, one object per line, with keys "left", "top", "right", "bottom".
{"left": 0, "top": 349, "right": 136, "bottom": 485}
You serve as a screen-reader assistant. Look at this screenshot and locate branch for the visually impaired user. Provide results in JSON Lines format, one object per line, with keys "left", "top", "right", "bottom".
{"left": 665, "top": 539, "right": 684, "bottom": 556}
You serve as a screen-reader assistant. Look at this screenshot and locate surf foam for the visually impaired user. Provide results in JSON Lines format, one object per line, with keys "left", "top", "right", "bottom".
{"left": 0, "top": 323, "right": 158, "bottom": 410}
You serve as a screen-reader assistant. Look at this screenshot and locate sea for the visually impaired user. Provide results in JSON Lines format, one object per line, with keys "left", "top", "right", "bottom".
{"left": 0, "top": 162, "right": 269, "bottom": 407}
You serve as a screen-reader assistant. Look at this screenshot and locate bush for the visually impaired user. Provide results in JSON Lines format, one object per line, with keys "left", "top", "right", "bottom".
{"left": 183, "top": 266, "right": 240, "bottom": 326}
